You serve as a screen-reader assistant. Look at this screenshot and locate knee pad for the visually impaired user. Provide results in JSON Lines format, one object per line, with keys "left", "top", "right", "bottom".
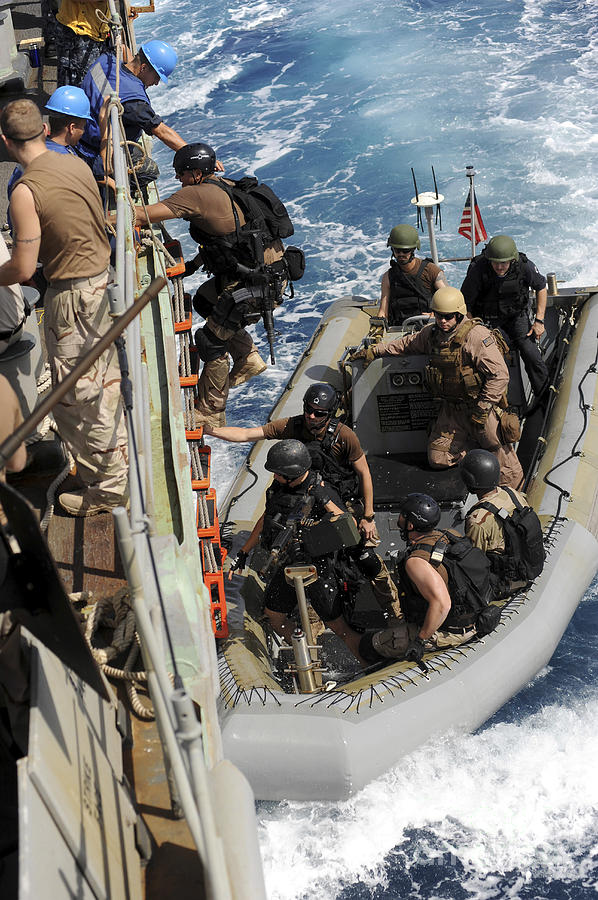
{"left": 359, "top": 632, "right": 382, "bottom": 664}
{"left": 194, "top": 325, "right": 227, "bottom": 362}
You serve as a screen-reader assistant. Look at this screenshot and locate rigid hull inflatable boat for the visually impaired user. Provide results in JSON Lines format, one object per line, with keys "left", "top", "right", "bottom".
{"left": 217, "top": 284, "right": 598, "bottom": 802}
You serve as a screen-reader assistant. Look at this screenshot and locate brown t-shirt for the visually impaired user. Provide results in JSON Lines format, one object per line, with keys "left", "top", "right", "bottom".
{"left": 161, "top": 179, "right": 245, "bottom": 236}
{"left": 162, "top": 178, "right": 285, "bottom": 264}
{"left": 262, "top": 415, "right": 364, "bottom": 466}
{"left": 18, "top": 151, "right": 110, "bottom": 282}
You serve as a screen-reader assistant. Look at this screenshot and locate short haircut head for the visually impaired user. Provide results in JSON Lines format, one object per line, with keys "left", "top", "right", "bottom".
{"left": 0, "top": 99, "right": 44, "bottom": 142}
{"left": 48, "top": 113, "right": 86, "bottom": 135}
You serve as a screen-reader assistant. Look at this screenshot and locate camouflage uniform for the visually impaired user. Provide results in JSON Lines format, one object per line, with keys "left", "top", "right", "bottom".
{"left": 372, "top": 319, "right": 524, "bottom": 489}
{"left": 55, "top": 21, "right": 110, "bottom": 87}
{"left": 465, "top": 485, "right": 527, "bottom": 553}
{"left": 44, "top": 270, "right": 128, "bottom": 500}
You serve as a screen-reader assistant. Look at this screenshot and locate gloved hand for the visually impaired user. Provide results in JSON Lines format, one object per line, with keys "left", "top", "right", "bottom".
{"left": 228, "top": 549, "right": 248, "bottom": 578}
{"left": 349, "top": 345, "right": 377, "bottom": 367}
{"left": 184, "top": 256, "right": 201, "bottom": 278}
{"left": 470, "top": 402, "right": 491, "bottom": 431}
{"left": 404, "top": 636, "right": 426, "bottom": 663}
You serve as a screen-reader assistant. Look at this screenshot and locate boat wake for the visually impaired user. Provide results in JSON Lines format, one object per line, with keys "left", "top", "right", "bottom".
{"left": 257, "top": 579, "right": 598, "bottom": 899}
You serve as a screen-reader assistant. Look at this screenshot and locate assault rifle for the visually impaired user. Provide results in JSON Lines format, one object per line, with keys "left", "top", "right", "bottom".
{"left": 252, "top": 497, "right": 316, "bottom": 578}
{"left": 236, "top": 231, "right": 284, "bottom": 365}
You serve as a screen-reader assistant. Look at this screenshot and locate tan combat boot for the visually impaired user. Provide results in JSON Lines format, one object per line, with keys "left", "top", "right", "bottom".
{"left": 229, "top": 351, "right": 268, "bottom": 388}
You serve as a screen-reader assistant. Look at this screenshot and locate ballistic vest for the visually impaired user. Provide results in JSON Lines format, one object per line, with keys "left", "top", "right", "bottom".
{"left": 293, "top": 417, "right": 360, "bottom": 503}
{"left": 261, "top": 471, "right": 319, "bottom": 550}
{"left": 471, "top": 252, "right": 531, "bottom": 320}
{"left": 397, "top": 529, "right": 488, "bottom": 629}
{"left": 388, "top": 257, "right": 434, "bottom": 324}
{"left": 423, "top": 318, "right": 484, "bottom": 403}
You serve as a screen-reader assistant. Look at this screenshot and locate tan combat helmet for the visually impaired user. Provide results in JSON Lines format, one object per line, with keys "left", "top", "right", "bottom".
{"left": 431, "top": 286, "right": 467, "bottom": 317}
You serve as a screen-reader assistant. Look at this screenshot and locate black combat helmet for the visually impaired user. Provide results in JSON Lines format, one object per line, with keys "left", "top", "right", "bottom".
{"left": 303, "top": 383, "right": 338, "bottom": 417}
{"left": 460, "top": 449, "right": 501, "bottom": 493}
{"left": 173, "top": 142, "right": 216, "bottom": 176}
{"left": 399, "top": 493, "right": 441, "bottom": 533}
{"left": 265, "top": 440, "right": 312, "bottom": 479}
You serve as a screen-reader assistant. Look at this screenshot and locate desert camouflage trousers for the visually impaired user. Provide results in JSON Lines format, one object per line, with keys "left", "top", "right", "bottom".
{"left": 427, "top": 401, "right": 523, "bottom": 489}
{"left": 372, "top": 620, "right": 477, "bottom": 659}
{"left": 44, "top": 270, "right": 128, "bottom": 499}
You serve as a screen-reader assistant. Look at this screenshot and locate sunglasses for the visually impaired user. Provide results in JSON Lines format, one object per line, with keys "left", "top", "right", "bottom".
{"left": 303, "top": 405, "right": 328, "bottom": 419}
{"left": 434, "top": 312, "right": 457, "bottom": 321}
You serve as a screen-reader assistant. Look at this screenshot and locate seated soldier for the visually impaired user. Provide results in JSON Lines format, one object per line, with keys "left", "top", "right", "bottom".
{"left": 360, "top": 493, "right": 496, "bottom": 664}
{"left": 228, "top": 439, "right": 367, "bottom": 663}
{"left": 461, "top": 449, "right": 545, "bottom": 596}
{"left": 378, "top": 224, "right": 446, "bottom": 326}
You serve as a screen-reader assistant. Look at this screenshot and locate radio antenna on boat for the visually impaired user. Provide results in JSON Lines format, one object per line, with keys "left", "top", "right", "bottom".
{"left": 410, "top": 167, "right": 423, "bottom": 231}
{"left": 410, "top": 167, "right": 444, "bottom": 265}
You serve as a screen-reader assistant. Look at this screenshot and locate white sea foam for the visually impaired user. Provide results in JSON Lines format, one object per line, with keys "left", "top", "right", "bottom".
{"left": 260, "top": 692, "right": 598, "bottom": 899}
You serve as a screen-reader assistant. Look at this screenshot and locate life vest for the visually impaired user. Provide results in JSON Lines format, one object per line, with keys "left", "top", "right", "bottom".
{"left": 292, "top": 417, "right": 360, "bottom": 503}
{"left": 471, "top": 251, "right": 531, "bottom": 320}
{"left": 396, "top": 529, "right": 496, "bottom": 631}
{"left": 78, "top": 54, "right": 152, "bottom": 161}
{"left": 423, "top": 318, "right": 484, "bottom": 402}
{"left": 387, "top": 257, "right": 434, "bottom": 324}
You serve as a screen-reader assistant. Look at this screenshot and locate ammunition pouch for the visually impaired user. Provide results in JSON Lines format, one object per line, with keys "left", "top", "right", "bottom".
{"left": 284, "top": 245, "right": 306, "bottom": 281}
{"left": 497, "top": 408, "right": 522, "bottom": 443}
{"left": 302, "top": 512, "right": 360, "bottom": 558}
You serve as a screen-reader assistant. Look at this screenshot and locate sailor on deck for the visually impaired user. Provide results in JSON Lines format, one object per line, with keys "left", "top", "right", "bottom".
{"left": 0, "top": 99, "right": 128, "bottom": 517}
{"left": 351, "top": 286, "right": 524, "bottom": 489}
{"left": 378, "top": 224, "right": 446, "bottom": 325}
{"left": 78, "top": 40, "right": 186, "bottom": 182}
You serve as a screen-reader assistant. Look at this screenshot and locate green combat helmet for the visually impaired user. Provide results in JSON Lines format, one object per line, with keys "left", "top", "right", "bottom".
{"left": 485, "top": 235, "right": 519, "bottom": 262}
{"left": 387, "top": 224, "right": 421, "bottom": 250}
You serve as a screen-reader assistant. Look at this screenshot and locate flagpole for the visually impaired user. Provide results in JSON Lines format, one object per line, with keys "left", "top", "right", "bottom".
{"left": 466, "top": 165, "right": 476, "bottom": 259}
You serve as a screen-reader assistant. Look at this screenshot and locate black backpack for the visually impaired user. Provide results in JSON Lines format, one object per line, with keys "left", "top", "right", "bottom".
{"left": 209, "top": 175, "right": 294, "bottom": 243}
{"left": 474, "top": 487, "right": 545, "bottom": 588}
{"left": 420, "top": 530, "right": 500, "bottom": 637}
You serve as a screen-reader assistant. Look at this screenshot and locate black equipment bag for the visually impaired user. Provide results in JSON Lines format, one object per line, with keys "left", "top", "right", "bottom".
{"left": 425, "top": 531, "right": 500, "bottom": 637}
{"left": 213, "top": 176, "right": 294, "bottom": 243}
{"left": 476, "top": 487, "right": 545, "bottom": 586}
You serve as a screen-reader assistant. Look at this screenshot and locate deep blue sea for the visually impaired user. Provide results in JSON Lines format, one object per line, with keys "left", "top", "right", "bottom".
{"left": 136, "top": 2, "right": 598, "bottom": 897}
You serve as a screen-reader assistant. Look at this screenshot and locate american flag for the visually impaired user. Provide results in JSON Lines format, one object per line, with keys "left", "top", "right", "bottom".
{"left": 458, "top": 190, "right": 488, "bottom": 244}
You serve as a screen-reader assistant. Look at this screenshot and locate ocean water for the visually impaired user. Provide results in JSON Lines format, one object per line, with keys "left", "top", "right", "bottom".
{"left": 136, "top": 2, "right": 598, "bottom": 897}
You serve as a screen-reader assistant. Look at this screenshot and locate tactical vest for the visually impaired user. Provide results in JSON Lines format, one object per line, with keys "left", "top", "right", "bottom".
{"left": 293, "top": 417, "right": 360, "bottom": 503}
{"left": 423, "top": 318, "right": 484, "bottom": 402}
{"left": 261, "top": 471, "right": 318, "bottom": 550}
{"left": 388, "top": 258, "right": 434, "bottom": 325}
{"left": 79, "top": 53, "right": 151, "bottom": 161}
{"left": 397, "top": 529, "right": 490, "bottom": 629}
{"left": 189, "top": 177, "right": 290, "bottom": 280}
{"left": 472, "top": 252, "right": 531, "bottom": 320}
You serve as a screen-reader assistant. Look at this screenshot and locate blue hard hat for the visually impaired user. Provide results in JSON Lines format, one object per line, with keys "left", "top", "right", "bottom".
{"left": 45, "top": 85, "right": 93, "bottom": 121}
{"left": 140, "top": 40, "right": 178, "bottom": 83}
